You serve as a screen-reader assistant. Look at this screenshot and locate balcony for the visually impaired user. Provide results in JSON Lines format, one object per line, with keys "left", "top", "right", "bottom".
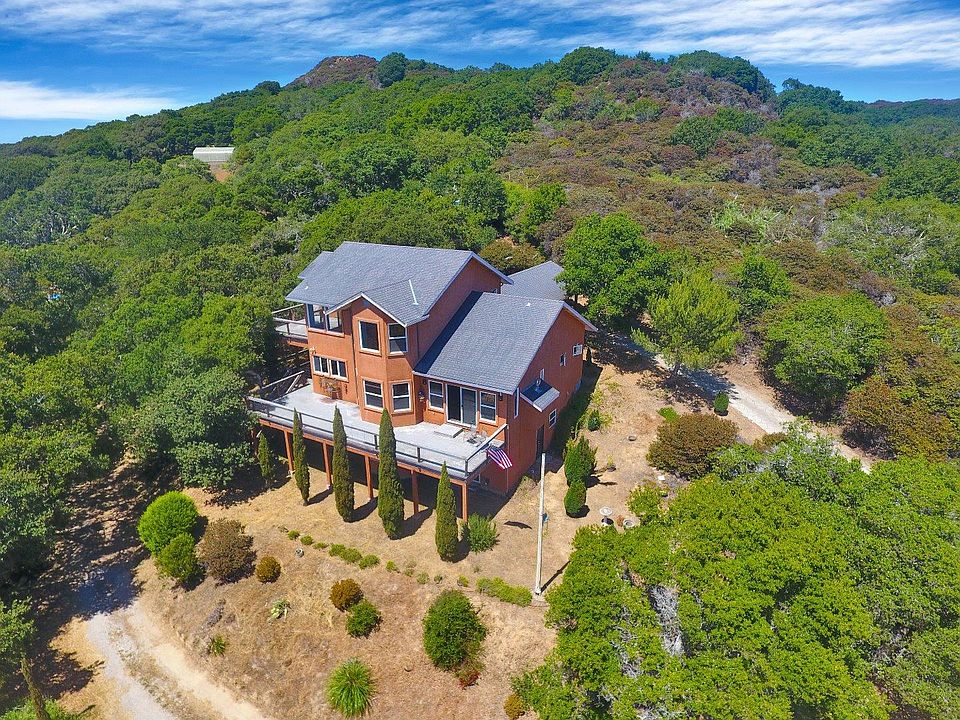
{"left": 272, "top": 305, "right": 307, "bottom": 345}
{"left": 248, "top": 373, "right": 499, "bottom": 481}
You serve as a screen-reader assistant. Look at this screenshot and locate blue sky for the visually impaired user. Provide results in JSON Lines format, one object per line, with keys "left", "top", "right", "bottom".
{"left": 1, "top": 0, "right": 959, "bottom": 143}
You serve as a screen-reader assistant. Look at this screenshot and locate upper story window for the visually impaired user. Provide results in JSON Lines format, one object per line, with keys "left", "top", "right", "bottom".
{"left": 388, "top": 323, "right": 407, "bottom": 354}
{"left": 480, "top": 392, "right": 497, "bottom": 423}
{"left": 359, "top": 320, "right": 380, "bottom": 353}
{"left": 363, "top": 379, "right": 383, "bottom": 409}
{"left": 428, "top": 381, "right": 444, "bottom": 409}
{"left": 573, "top": 343, "right": 583, "bottom": 357}
{"left": 326, "top": 310, "right": 343, "bottom": 333}
{"left": 306, "top": 304, "right": 325, "bottom": 330}
{"left": 549, "top": 408, "right": 558, "bottom": 427}
{"left": 560, "top": 353, "right": 567, "bottom": 367}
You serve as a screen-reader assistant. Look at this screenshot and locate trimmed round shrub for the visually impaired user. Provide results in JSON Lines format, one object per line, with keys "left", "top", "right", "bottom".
{"left": 647, "top": 412, "right": 738, "bottom": 478}
{"left": 713, "top": 391, "right": 730, "bottom": 415}
{"left": 564, "top": 479, "right": 586, "bottom": 517}
{"left": 327, "top": 659, "right": 374, "bottom": 717}
{"left": 156, "top": 533, "right": 200, "bottom": 585}
{"left": 330, "top": 578, "right": 363, "bottom": 611}
{"left": 423, "top": 590, "right": 487, "bottom": 670}
{"left": 198, "top": 519, "right": 254, "bottom": 582}
{"left": 255, "top": 555, "right": 281, "bottom": 583}
{"left": 466, "top": 514, "right": 498, "bottom": 552}
{"left": 137, "top": 491, "right": 199, "bottom": 555}
{"left": 504, "top": 692, "right": 526, "bottom": 719}
{"left": 346, "top": 600, "right": 381, "bottom": 637}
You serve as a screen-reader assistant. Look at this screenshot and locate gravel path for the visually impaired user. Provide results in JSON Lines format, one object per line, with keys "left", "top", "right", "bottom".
{"left": 78, "top": 567, "right": 277, "bottom": 720}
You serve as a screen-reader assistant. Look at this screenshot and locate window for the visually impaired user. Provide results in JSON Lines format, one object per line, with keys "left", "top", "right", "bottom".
{"left": 514, "top": 389, "right": 519, "bottom": 418}
{"left": 388, "top": 323, "right": 407, "bottom": 353}
{"left": 539, "top": 368, "right": 545, "bottom": 380}
{"left": 446, "top": 384, "right": 477, "bottom": 426}
{"left": 573, "top": 343, "right": 583, "bottom": 357}
{"left": 326, "top": 310, "right": 342, "bottom": 333}
{"left": 392, "top": 382, "right": 411, "bottom": 412}
{"left": 306, "top": 304, "right": 324, "bottom": 330}
{"left": 428, "top": 381, "right": 444, "bottom": 409}
{"left": 480, "top": 392, "right": 497, "bottom": 422}
{"left": 560, "top": 353, "right": 566, "bottom": 367}
{"left": 313, "top": 355, "right": 347, "bottom": 380}
{"left": 363, "top": 380, "right": 383, "bottom": 409}
{"left": 549, "top": 409, "right": 558, "bottom": 427}
{"left": 359, "top": 321, "right": 380, "bottom": 352}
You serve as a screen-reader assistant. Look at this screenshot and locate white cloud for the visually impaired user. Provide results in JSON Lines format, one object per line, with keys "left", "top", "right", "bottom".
{"left": 0, "top": 80, "right": 175, "bottom": 119}
{"left": 0, "top": 0, "right": 958, "bottom": 69}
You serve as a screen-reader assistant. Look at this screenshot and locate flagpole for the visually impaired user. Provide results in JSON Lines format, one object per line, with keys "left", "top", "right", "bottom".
{"left": 533, "top": 451, "right": 546, "bottom": 596}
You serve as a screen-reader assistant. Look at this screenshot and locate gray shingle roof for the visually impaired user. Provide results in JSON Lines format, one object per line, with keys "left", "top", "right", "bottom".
{"left": 414, "top": 291, "right": 578, "bottom": 393}
{"left": 502, "top": 261, "right": 566, "bottom": 301}
{"left": 287, "top": 242, "right": 511, "bottom": 326}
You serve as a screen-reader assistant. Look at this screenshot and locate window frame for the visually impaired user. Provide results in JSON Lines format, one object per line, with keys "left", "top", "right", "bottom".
{"left": 306, "top": 304, "right": 325, "bottom": 330}
{"left": 573, "top": 343, "right": 583, "bottom": 357}
{"left": 391, "top": 382, "right": 411, "bottom": 413}
{"left": 363, "top": 379, "right": 384, "bottom": 409}
{"left": 479, "top": 391, "right": 497, "bottom": 423}
{"left": 514, "top": 389, "right": 519, "bottom": 418}
{"left": 358, "top": 320, "right": 381, "bottom": 353}
{"left": 549, "top": 408, "right": 558, "bottom": 427}
{"left": 428, "top": 381, "right": 444, "bottom": 410}
{"left": 387, "top": 323, "right": 407, "bottom": 354}
{"left": 313, "top": 355, "right": 347, "bottom": 380}
{"left": 325, "top": 310, "right": 343, "bottom": 334}
{"left": 560, "top": 353, "right": 566, "bottom": 367}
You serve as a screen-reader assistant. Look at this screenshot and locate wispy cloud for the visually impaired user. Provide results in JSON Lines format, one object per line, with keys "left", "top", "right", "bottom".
{"left": 0, "top": 80, "right": 175, "bottom": 119}
{"left": 0, "top": 0, "right": 959, "bottom": 69}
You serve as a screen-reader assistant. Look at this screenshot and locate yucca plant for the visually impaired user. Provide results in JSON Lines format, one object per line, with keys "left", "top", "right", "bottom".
{"left": 207, "top": 635, "right": 227, "bottom": 656}
{"left": 327, "top": 659, "right": 374, "bottom": 717}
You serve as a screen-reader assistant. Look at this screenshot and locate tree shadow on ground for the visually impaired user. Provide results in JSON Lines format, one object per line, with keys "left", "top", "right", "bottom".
{"left": 352, "top": 497, "right": 378, "bottom": 521}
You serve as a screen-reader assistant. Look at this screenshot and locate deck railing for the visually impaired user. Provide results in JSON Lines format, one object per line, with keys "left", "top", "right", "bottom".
{"left": 272, "top": 305, "right": 307, "bottom": 339}
{"left": 247, "top": 375, "right": 499, "bottom": 478}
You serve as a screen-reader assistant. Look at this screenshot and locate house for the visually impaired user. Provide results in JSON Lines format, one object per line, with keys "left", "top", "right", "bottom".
{"left": 192, "top": 146, "right": 235, "bottom": 164}
{"left": 250, "top": 242, "right": 595, "bottom": 517}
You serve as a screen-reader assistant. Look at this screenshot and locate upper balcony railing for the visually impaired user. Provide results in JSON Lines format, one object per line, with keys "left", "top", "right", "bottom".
{"left": 272, "top": 305, "right": 307, "bottom": 342}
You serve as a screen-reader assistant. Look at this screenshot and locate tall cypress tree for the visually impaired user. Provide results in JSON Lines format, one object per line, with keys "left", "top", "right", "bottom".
{"left": 257, "top": 431, "right": 274, "bottom": 487}
{"left": 332, "top": 407, "right": 353, "bottom": 521}
{"left": 292, "top": 410, "right": 310, "bottom": 505}
{"left": 377, "top": 409, "right": 404, "bottom": 538}
{"left": 434, "top": 463, "right": 458, "bottom": 560}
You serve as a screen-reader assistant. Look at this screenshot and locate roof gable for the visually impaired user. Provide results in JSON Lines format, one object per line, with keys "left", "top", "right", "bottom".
{"left": 287, "top": 242, "right": 510, "bottom": 326}
{"left": 502, "top": 260, "right": 566, "bottom": 301}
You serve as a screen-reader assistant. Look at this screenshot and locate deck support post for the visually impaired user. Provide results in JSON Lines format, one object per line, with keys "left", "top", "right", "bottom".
{"left": 364, "top": 456, "right": 373, "bottom": 500}
{"left": 460, "top": 482, "right": 468, "bottom": 520}
{"left": 283, "top": 430, "right": 293, "bottom": 473}
{"left": 412, "top": 471, "right": 420, "bottom": 514}
{"left": 322, "top": 442, "right": 332, "bottom": 488}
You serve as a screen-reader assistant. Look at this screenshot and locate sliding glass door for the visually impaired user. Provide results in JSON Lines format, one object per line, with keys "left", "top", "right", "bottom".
{"left": 446, "top": 384, "right": 477, "bottom": 426}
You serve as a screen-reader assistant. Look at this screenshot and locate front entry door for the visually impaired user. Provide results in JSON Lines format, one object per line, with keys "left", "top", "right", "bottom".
{"left": 536, "top": 425, "right": 545, "bottom": 456}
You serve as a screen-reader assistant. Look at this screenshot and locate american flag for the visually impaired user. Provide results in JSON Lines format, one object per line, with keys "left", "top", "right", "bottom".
{"left": 486, "top": 445, "right": 513, "bottom": 470}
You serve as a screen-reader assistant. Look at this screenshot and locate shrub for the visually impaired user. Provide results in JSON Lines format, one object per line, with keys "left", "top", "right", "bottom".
{"left": 377, "top": 409, "right": 404, "bottom": 538}
{"left": 476, "top": 577, "right": 532, "bottom": 606}
{"left": 457, "top": 575, "right": 470, "bottom": 587}
{"left": 315, "top": 541, "right": 328, "bottom": 549}
{"left": 455, "top": 654, "right": 484, "bottom": 688}
{"left": 293, "top": 410, "right": 310, "bottom": 504}
{"left": 300, "top": 534, "right": 314, "bottom": 545}
{"left": 287, "top": 530, "right": 300, "bottom": 540}
{"left": 385, "top": 560, "right": 399, "bottom": 572}
{"left": 504, "top": 692, "right": 527, "bottom": 719}
{"left": 434, "top": 574, "right": 443, "bottom": 584}
{"left": 466, "top": 514, "right": 499, "bottom": 552}
{"left": 270, "top": 598, "right": 290, "bottom": 619}
{"left": 156, "top": 533, "right": 200, "bottom": 585}
{"left": 137, "top": 491, "right": 199, "bottom": 555}
{"left": 358, "top": 554, "right": 379, "bottom": 569}
{"left": 329, "top": 545, "right": 364, "bottom": 564}
{"left": 0, "top": 701, "right": 80, "bottom": 720}
{"left": 346, "top": 600, "right": 381, "bottom": 637}
{"left": 198, "top": 519, "right": 254, "bottom": 582}
{"left": 626, "top": 487, "right": 661, "bottom": 523}
{"left": 586, "top": 408, "right": 602, "bottom": 431}
{"left": 564, "top": 479, "right": 587, "bottom": 517}
{"left": 563, "top": 436, "right": 596, "bottom": 487}
{"left": 327, "top": 659, "right": 374, "bottom": 717}
{"left": 647, "top": 413, "right": 738, "bottom": 478}
{"left": 330, "top": 579, "right": 363, "bottom": 611}
{"left": 713, "top": 392, "right": 730, "bottom": 415}
{"left": 658, "top": 406, "right": 679, "bottom": 422}
{"left": 207, "top": 634, "right": 227, "bottom": 656}
{"left": 417, "top": 572, "right": 429, "bottom": 585}
{"left": 255, "top": 555, "right": 281, "bottom": 583}
{"left": 332, "top": 406, "right": 354, "bottom": 521}
{"left": 257, "top": 432, "right": 274, "bottom": 485}
{"left": 423, "top": 590, "right": 487, "bottom": 670}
